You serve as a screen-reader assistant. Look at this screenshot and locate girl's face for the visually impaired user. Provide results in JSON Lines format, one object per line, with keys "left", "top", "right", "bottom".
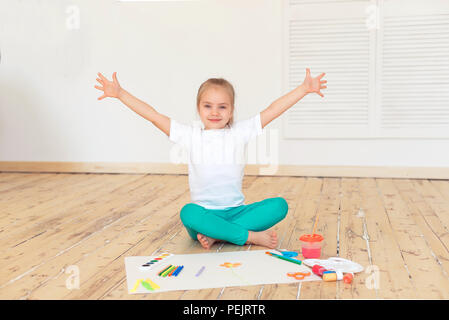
{"left": 198, "top": 86, "right": 233, "bottom": 130}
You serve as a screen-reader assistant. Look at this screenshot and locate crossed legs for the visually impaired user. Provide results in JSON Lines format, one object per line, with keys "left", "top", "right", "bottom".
{"left": 180, "top": 197, "right": 288, "bottom": 249}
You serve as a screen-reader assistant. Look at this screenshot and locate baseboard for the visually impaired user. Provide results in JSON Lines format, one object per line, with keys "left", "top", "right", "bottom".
{"left": 1, "top": 161, "right": 448, "bottom": 179}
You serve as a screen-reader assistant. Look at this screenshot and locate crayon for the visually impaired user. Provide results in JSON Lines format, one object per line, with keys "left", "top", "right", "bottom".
{"left": 158, "top": 265, "right": 172, "bottom": 276}
{"left": 173, "top": 265, "right": 184, "bottom": 276}
{"left": 162, "top": 265, "right": 177, "bottom": 277}
{"left": 195, "top": 266, "right": 205, "bottom": 277}
{"left": 168, "top": 266, "right": 179, "bottom": 277}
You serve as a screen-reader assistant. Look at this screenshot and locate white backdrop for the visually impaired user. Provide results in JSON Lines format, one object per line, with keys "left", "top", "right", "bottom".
{"left": 0, "top": 0, "right": 448, "bottom": 167}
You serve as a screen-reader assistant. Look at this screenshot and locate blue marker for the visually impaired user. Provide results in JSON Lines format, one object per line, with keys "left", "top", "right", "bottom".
{"left": 173, "top": 265, "right": 184, "bottom": 276}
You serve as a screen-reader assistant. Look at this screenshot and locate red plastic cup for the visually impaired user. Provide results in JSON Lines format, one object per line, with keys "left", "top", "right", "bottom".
{"left": 299, "top": 234, "right": 324, "bottom": 259}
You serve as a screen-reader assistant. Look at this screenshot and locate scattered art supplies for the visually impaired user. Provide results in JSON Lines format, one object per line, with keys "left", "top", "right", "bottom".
{"left": 303, "top": 257, "right": 364, "bottom": 274}
{"left": 139, "top": 252, "right": 173, "bottom": 271}
{"left": 158, "top": 264, "right": 184, "bottom": 277}
{"left": 304, "top": 257, "right": 363, "bottom": 282}
{"left": 125, "top": 250, "right": 321, "bottom": 294}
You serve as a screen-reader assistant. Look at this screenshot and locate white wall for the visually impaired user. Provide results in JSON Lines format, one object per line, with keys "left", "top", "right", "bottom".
{"left": 1, "top": 0, "right": 448, "bottom": 168}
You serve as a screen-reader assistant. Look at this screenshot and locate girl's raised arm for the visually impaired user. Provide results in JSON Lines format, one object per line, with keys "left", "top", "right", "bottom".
{"left": 260, "top": 68, "right": 327, "bottom": 129}
{"left": 94, "top": 72, "right": 171, "bottom": 137}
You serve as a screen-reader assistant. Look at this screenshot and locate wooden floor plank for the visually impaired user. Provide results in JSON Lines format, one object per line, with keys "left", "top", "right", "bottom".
{"left": 0, "top": 173, "right": 145, "bottom": 253}
{"left": 0, "top": 173, "right": 119, "bottom": 236}
{"left": 286, "top": 178, "right": 323, "bottom": 299}
{"left": 0, "top": 174, "right": 165, "bottom": 284}
{"left": 1, "top": 175, "right": 188, "bottom": 299}
{"left": 376, "top": 179, "right": 449, "bottom": 299}
{"left": 412, "top": 180, "right": 449, "bottom": 237}
{"left": 337, "top": 178, "right": 376, "bottom": 299}
{"left": 394, "top": 179, "right": 449, "bottom": 283}
{"left": 0, "top": 173, "right": 89, "bottom": 209}
{"left": 0, "top": 173, "right": 55, "bottom": 193}
{"left": 358, "top": 178, "right": 416, "bottom": 299}
{"left": 431, "top": 180, "right": 449, "bottom": 203}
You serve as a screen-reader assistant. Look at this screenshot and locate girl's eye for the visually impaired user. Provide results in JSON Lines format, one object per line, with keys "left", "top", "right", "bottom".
{"left": 204, "top": 105, "right": 226, "bottom": 109}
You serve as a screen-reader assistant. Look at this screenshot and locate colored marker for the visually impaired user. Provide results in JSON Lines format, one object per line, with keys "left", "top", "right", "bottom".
{"left": 195, "top": 266, "right": 205, "bottom": 277}
{"left": 173, "top": 265, "right": 184, "bottom": 276}
{"left": 266, "top": 251, "right": 302, "bottom": 265}
{"left": 161, "top": 266, "right": 174, "bottom": 277}
{"left": 162, "top": 265, "right": 177, "bottom": 277}
{"left": 168, "top": 266, "right": 179, "bottom": 277}
{"left": 158, "top": 265, "right": 172, "bottom": 276}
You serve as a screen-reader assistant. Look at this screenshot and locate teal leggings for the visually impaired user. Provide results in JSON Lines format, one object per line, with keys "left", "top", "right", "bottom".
{"left": 180, "top": 197, "right": 288, "bottom": 246}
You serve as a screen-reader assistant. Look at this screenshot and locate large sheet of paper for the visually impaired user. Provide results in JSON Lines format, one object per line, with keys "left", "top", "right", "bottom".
{"left": 125, "top": 249, "right": 321, "bottom": 294}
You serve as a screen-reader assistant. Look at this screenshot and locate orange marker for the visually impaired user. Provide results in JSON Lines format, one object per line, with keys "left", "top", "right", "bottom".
{"left": 168, "top": 266, "right": 179, "bottom": 276}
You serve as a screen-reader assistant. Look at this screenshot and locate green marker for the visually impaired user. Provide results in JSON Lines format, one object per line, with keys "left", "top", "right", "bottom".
{"left": 162, "top": 265, "right": 177, "bottom": 277}
{"left": 158, "top": 265, "right": 172, "bottom": 276}
{"left": 266, "top": 251, "right": 302, "bottom": 265}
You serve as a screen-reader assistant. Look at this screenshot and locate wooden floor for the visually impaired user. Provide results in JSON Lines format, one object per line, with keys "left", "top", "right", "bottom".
{"left": 1, "top": 172, "right": 449, "bottom": 300}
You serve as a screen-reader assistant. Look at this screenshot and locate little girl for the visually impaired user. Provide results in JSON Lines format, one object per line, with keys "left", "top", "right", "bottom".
{"left": 95, "top": 69, "right": 327, "bottom": 249}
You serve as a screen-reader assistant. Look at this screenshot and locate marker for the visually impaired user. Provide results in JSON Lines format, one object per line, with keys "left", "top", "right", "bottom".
{"left": 173, "top": 265, "right": 184, "bottom": 276}
{"left": 266, "top": 251, "right": 302, "bottom": 265}
{"left": 162, "top": 265, "right": 177, "bottom": 277}
{"left": 168, "top": 266, "right": 180, "bottom": 277}
{"left": 161, "top": 265, "right": 176, "bottom": 277}
{"left": 195, "top": 266, "right": 205, "bottom": 277}
{"left": 158, "top": 265, "right": 172, "bottom": 276}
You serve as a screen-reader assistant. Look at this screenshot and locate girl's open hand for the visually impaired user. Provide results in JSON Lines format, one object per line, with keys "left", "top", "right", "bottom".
{"left": 302, "top": 68, "right": 327, "bottom": 97}
{"left": 94, "top": 72, "right": 122, "bottom": 100}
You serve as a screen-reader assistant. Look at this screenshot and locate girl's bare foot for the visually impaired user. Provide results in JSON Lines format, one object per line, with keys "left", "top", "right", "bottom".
{"left": 245, "top": 230, "right": 278, "bottom": 249}
{"left": 197, "top": 233, "right": 217, "bottom": 250}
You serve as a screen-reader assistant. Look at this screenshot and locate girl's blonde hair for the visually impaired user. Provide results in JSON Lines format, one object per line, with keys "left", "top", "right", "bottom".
{"left": 196, "top": 78, "right": 235, "bottom": 127}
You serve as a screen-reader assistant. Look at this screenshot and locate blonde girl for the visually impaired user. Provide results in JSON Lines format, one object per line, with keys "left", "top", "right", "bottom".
{"left": 95, "top": 69, "right": 326, "bottom": 249}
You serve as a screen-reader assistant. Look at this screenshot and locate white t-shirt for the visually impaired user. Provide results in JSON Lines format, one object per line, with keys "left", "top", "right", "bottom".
{"left": 169, "top": 113, "right": 263, "bottom": 210}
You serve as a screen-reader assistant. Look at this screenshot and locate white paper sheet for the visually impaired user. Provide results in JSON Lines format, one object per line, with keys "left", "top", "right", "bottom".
{"left": 125, "top": 249, "right": 322, "bottom": 294}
